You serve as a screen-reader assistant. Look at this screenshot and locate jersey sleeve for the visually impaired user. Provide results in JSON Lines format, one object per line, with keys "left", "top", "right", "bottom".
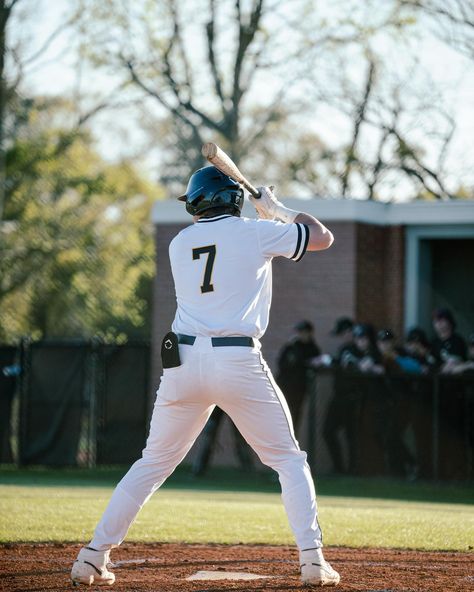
{"left": 256, "top": 219, "right": 310, "bottom": 261}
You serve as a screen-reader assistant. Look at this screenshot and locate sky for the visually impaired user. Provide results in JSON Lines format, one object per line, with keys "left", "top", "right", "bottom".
{"left": 9, "top": 0, "right": 474, "bottom": 201}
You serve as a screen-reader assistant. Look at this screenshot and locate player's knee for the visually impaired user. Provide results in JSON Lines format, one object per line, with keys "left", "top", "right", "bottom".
{"left": 264, "top": 448, "right": 308, "bottom": 475}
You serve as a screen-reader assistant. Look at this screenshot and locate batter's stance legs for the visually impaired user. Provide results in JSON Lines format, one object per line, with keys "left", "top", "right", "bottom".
{"left": 72, "top": 344, "right": 339, "bottom": 586}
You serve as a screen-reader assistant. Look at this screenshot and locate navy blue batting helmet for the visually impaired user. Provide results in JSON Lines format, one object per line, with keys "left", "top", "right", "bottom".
{"left": 178, "top": 166, "right": 244, "bottom": 216}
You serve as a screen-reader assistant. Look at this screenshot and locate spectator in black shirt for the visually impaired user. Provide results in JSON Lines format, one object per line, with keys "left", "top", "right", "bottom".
{"left": 351, "top": 324, "right": 387, "bottom": 474}
{"left": 431, "top": 308, "right": 467, "bottom": 373}
{"left": 403, "top": 327, "right": 436, "bottom": 479}
{"left": 404, "top": 327, "right": 437, "bottom": 374}
{"left": 276, "top": 320, "right": 322, "bottom": 432}
{"left": 351, "top": 323, "right": 384, "bottom": 374}
{"left": 330, "top": 317, "right": 356, "bottom": 367}
{"left": 331, "top": 317, "right": 355, "bottom": 360}
{"left": 323, "top": 317, "right": 356, "bottom": 474}
{"left": 376, "top": 329, "right": 419, "bottom": 478}
{"left": 376, "top": 329, "right": 404, "bottom": 373}
{"left": 432, "top": 308, "right": 469, "bottom": 478}
{"left": 451, "top": 333, "right": 474, "bottom": 375}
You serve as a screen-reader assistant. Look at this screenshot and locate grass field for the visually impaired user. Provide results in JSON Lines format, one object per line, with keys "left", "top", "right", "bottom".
{"left": 1, "top": 466, "right": 473, "bottom": 551}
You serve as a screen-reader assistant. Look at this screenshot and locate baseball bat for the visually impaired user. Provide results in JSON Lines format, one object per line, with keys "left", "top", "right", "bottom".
{"left": 201, "top": 142, "right": 261, "bottom": 198}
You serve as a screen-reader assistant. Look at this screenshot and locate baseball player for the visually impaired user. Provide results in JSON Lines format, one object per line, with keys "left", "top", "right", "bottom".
{"left": 71, "top": 166, "right": 340, "bottom": 587}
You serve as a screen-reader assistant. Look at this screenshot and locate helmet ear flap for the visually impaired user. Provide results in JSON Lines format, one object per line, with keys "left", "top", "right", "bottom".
{"left": 186, "top": 195, "right": 203, "bottom": 215}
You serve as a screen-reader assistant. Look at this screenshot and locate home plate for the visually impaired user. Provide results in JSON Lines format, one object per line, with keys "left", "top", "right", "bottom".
{"left": 187, "top": 570, "right": 273, "bottom": 581}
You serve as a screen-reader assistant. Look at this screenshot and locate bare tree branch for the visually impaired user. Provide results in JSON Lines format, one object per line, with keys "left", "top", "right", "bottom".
{"left": 341, "top": 58, "right": 375, "bottom": 197}
{"left": 366, "top": 127, "right": 391, "bottom": 200}
{"left": 400, "top": 0, "right": 474, "bottom": 59}
{"left": 229, "top": 0, "right": 264, "bottom": 144}
{"left": 436, "top": 113, "right": 456, "bottom": 170}
{"left": 206, "top": 0, "right": 226, "bottom": 107}
{"left": 22, "top": 16, "right": 75, "bottom": 66}
{"left": 165, "top": 0, "right": 194, "bottom": 99}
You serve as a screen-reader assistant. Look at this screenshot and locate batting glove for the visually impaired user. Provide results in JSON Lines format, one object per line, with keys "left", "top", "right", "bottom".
{"left": 250, "top": 186, "right": 299, "bottom": 223}
{"left": 250, "top": 186, "right": 276, "bottom": 220}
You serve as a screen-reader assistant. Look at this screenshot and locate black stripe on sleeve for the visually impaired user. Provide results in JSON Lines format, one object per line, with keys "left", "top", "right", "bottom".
{"left": 290, "top": 223, "right": 302, "bottom": 260}
{"left": 294, "top": 224, "right": 310, "bottom": 262}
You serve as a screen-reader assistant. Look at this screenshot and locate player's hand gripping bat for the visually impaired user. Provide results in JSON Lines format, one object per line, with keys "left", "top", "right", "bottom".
{"left": 201, "top": 142, "right": 262, "bottom": 198}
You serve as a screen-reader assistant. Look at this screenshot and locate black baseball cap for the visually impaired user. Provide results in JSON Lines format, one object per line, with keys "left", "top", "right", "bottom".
{"left": 295, "top": 320, "right": 314, "bottom": 332}
{"left": 353, "top": 323, "right": 371, "bottom": 338}
{"left": 377, "top": 329, "right": 394, "bottom": 342}
{"left": 330, "top": 317, "right": 354, "bottom": 335}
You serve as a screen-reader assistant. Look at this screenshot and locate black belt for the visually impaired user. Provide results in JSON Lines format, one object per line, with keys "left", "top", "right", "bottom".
{"left": 177, "top": 334, "right": 254, "bottom": 347}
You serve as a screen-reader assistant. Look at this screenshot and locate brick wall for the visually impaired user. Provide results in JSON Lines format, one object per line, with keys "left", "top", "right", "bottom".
{"left": 355, "top": 224, "right": 405, "bottom": 339}
{"left": 151, "top": 223, "right": 186, "bottom": 392}
{"left": 385, "top": 226, "right": 405, "bottom": 338}
{"left": 263, "top": 221, "right": 357, "bottom": 368}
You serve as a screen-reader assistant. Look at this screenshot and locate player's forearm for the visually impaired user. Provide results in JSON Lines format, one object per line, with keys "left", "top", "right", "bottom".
{"left": 294, "top": 212, "right": 334, "bottom": 251}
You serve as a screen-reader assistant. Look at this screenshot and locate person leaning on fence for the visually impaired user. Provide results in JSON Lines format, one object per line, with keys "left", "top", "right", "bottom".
{"left": 322, "top": 317, "right": 359, "bottom": 474}
{"left": 376, "top": 329, "right": 418, "bottom": 480}
{"left": 352, "top": 323, "right": 388, "bottom": 474}
{"left": 444, "top": 333, "right": 474, "bottom": 375}
{"left": 431, "top": 308, "right": 467, "bottom": 373}
{"left": 275, "top": 320, "right": 322, "bottom": 434}
{"left": 402, "top": 327, "right": 437, "bottom": 479}
{"left": 376, "top": 329, "right": 406, "bottom": 372}
{"left": 439, "top": 333, "right": 474, "bottom": 479}
{"left": 351, "top": 323, "right": 384, "bottom": 375}
{"left": 403, "top": 328, "right": 437, "bottom": 374}
{"left": 431, "top": 308, "right": 468, "bottom": 479}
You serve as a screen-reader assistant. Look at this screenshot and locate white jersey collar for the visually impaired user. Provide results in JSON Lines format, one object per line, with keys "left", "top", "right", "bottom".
{"left": 197, "top": 214, "right": 233, "bottom": 224}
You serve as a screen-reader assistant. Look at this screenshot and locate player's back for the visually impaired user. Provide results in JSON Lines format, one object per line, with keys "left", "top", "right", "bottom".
{"left": 169, "top": 213, "right": 308, "bottom": 338}
{"left": 169, "top": 214, "right": 267, "bottom": 338}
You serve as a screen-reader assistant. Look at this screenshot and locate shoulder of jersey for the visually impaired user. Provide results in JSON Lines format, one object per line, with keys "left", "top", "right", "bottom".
{"left": 242, "top": 216, "right": 290, "bottom": 227}
{"left": 253, "top": 217, "right": 288, "bottom": 227}
{"left": 169, "top": 223, "right": 198, "bottom": 246}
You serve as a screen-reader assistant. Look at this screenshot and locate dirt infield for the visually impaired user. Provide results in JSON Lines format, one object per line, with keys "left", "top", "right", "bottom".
{"left": 0, "top": 543, "right": 472, "bottom": 592}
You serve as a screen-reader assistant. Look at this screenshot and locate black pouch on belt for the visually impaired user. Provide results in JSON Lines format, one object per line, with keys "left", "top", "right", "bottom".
{"left": 161, "top": 332, "right": 181, "bottom": 368}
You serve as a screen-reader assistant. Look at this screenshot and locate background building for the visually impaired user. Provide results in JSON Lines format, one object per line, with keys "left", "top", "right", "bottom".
{"left": 152, "top": 198, "right": 474, "bottom": 379}
{"left": 151, "top": 198, "right": 474, "bottom": 472}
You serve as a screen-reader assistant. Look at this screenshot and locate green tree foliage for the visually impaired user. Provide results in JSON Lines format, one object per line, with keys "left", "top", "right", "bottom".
{"left": 0, "top": 94, "right": 160, "bottom": 342}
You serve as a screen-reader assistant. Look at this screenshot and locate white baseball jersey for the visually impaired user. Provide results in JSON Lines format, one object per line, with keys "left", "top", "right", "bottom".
{"left": 169, "top": 214, "right": 309, "bottom": 338}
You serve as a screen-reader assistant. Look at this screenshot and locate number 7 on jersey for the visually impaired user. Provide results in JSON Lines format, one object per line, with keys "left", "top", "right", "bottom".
{"left": 192, "top": 245, "right": 216, "bottom": 293}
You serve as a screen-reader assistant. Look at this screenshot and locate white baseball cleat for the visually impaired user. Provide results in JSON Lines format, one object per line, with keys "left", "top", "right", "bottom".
{"left": 299, "top": 548, "right": 340, "bottom": 587}
{"left": 71, "top": 547, "right": 115, "bottom": 586}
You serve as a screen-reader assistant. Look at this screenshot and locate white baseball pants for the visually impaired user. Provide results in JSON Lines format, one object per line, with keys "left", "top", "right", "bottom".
{"left": 90, "top": 337, "right": 323, "bottom": 551}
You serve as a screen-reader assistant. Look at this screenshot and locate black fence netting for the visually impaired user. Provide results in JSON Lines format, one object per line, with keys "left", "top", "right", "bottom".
{"left": 96, "top": 344, "right": 150, "bottom": 465}
{"left": 305, "top": 369, "right": 474, "bottom": 481}
{"left": 437, "top": 374, "right": 474, "bottom": 481}
{"left": 12, "top": 340, "right": 150, "bottom": 467}
{"left": 19, "top": 342, "right": 90, "bottom": 466}
{"left": 2, "top": 342, "right": 473, "bottom": 480}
